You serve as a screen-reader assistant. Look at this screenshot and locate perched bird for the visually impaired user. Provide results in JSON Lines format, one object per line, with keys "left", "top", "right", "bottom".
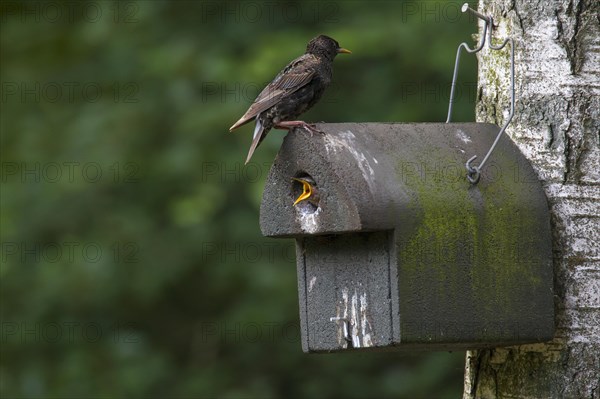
{"left": 229, "top": 35, "right": 351, "bottom": 164}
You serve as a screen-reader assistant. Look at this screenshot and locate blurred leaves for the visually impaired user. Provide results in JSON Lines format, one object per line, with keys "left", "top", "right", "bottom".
{"left": 1, "top": 0, "right": 476, "bottom": 397}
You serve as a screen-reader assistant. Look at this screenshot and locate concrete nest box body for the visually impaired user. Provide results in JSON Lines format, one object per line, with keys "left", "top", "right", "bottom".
{"left": 260, "top": 122, "right": 554, "bottom": 353}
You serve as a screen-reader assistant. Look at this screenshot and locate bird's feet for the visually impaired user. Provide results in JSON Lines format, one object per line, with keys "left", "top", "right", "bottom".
{"left": 275, "top": 121, "right": 324, "bottom": 137}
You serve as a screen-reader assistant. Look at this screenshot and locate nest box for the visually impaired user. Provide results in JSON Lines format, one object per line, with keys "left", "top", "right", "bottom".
{"left": 259, "top": 123, "right": 554, "bottom": 353}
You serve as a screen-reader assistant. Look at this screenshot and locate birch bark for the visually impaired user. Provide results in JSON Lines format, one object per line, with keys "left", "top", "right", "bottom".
{"left": 464, "top": 0, "right": 600, "bottom": 397}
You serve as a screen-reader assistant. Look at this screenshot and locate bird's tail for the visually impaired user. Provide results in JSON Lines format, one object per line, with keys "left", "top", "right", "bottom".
{"left": 245, "top": 118, "right": 268, "bottom": 164}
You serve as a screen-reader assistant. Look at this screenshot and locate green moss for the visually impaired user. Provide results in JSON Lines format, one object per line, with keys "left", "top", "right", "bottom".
{"left": 396, "top": 148, "right": 540, "bottom": 332}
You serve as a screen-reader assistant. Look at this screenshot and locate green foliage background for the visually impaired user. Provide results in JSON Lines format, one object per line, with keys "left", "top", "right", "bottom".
{"left": 1, "top": 1, "right": 477, "bottom": 397}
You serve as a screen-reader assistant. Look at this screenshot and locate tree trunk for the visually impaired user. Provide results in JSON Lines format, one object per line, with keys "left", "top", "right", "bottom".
{"left": 464, "top": 0, "right": 600, "bottom": 398}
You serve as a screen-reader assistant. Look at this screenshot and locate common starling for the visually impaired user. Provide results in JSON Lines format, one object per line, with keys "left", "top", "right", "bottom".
{"left": 229, "top": 35, "right": 351, "bottom": 164}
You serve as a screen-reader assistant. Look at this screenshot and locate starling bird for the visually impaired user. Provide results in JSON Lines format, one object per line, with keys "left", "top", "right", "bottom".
{"left": 229, "top": 35, "right": 351, "bottom": 164}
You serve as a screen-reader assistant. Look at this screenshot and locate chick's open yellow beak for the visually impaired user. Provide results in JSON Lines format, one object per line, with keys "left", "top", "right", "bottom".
{"left": 292, "top": 178, "right": 313, "bottom": 206}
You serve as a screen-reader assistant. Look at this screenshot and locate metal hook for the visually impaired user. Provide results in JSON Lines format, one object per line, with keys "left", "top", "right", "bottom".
{"left": 446, "top": 3, "right": 515, "bottom": 185}
{"left": 466, "top": 155, "right": 480, "bottom": 184}
{"left": 446, "top": 7, "right": 488, "bottom": 123}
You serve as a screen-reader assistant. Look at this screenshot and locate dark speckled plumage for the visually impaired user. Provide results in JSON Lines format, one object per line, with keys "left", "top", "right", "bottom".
{"left": 229, "top": 35, "right": 350, "bottom": 164}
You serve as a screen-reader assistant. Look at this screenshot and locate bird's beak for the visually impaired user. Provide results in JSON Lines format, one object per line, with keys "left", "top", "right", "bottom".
{"left": 337, "top": 47, "right": 352, "bottom": 54}
{"left": 292, "top": 178, "right": 313, "bottom": 206}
